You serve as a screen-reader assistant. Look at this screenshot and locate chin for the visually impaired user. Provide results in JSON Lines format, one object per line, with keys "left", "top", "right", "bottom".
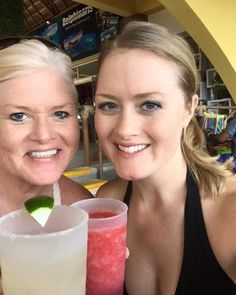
{"left": 117, "top": 169, "right": 145, "bottom": 181}
{"left": 31, "top": 173, "right": 61, "bottom": 186}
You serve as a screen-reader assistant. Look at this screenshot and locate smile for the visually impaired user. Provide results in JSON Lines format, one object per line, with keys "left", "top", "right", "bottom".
{"left": 118, "top": 144, "right": 148, "bottom": 154}
{"left": 27, "top": 149, "right": 59, "bottom": 158}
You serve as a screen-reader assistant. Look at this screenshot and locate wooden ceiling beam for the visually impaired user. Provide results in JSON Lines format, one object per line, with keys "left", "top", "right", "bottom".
{"left": 40, "top": 0, "right": 57, "bottom": 16}
{"left": 47, "top": 0, "right": 60, "bottom": 14}
{"left": 29, "top": 0, "right": 47, "bottom": 22}
{"left": 24, "top": 1, "right": 38, "bottom": 26}
{"left": 60, "top": 0, "right": 69, "bottom": 8}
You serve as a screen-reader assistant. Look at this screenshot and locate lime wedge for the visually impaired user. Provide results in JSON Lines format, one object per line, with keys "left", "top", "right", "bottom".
{"left": 24, "top": 196, "right": 54, "bottom": 227}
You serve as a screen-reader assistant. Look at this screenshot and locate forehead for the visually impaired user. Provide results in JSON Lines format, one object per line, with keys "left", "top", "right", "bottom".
{"left": 0, "top": 69, "right": 75, "bottom": 107}
{"left": 97, "top": 49, "right": 181, "bottom": 94}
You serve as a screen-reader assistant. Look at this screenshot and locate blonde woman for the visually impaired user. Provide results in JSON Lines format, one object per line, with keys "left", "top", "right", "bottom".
{"left": 0, "top": 36, "right": 92, "bottom": 216}
{"left": 95, "top": 21, "right": 236, "bottom": 295}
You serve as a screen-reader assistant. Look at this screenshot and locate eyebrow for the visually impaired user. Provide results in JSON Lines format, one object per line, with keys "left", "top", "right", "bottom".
{"left": 134, "top": 92, "right": 164, "bottom": 99}
{"left": 3, "top": 103, "right": 75, "bottom": 110}
{"left": 95, "top": 92, "right": 164, "bottom": 100}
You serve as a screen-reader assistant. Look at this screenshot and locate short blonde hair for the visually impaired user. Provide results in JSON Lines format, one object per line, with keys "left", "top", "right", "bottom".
{"left": 0, "top": 39, "right": 77, "bottom": 98}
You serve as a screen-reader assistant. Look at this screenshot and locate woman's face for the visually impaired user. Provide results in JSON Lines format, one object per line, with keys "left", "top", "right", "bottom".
{"left": 95, "top": 49, "right": 197, "bottom": 180}
{"left": 0, "top": 68, "right": 79, "bottom": 185}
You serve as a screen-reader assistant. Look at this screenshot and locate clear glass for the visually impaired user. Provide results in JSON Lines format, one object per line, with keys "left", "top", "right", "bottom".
{"left": 72, "top": 198, "right": 128, "bottom": 295}
{"left": 0, "top": 205, "right": 88, "bottom": 295}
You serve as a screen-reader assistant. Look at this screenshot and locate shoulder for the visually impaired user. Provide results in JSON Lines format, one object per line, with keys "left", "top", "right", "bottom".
{"left": 222, "top": 174, "right": 236, "bottom": 198}
{"left": 216, "top": 174, "right": 236, "bottom": 213}
{"left": 58, "top": 175, "right": 93, "bottom": 205}
{"left": 218, "top": 174, "right": 236, "bottom": 254}
{"left": 96, "top": 178, "right": 129, "bottom": 201}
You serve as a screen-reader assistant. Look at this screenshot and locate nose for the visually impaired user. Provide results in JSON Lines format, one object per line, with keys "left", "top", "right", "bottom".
{"left": 114, "top": 111, "right": 139, "bottom": 139}
{"left": 29, "top": 118, "right": 56, "bottom": 143}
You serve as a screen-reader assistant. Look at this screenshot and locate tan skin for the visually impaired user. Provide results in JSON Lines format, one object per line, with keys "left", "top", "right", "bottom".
{"left": 0, "top": 68, "right": 92, "bottom": 217}
{"left": 0, "top": 72, "right": 92, "bottom": 213}
{"left": 97, "top": 176, "right": 236, "bottom": 295}
{"left": 95, "top": 49, "right": 236, "bottom": 295}
{"left": 0, "top": 68, "right": 92, "bottom": 294}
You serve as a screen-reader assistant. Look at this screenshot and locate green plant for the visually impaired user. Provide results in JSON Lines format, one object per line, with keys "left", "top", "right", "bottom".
{"left": 0, "top": 0, "right": 24, "bottom": 36}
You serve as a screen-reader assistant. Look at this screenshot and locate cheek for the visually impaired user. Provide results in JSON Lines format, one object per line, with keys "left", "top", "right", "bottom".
{"left": 64, "top": 122, "right": 80, "bottom": 146}
{"left": 94, "top": 115, "right": 107, "bottom": 139}
{"left": 152, "top": 116, "right": 183, "bottom": 144}
{"left": 0, "top": 127, "right": 25, "bottom": 149}
{"left": 72, "top": 128, "right": 80, "bottom": 145}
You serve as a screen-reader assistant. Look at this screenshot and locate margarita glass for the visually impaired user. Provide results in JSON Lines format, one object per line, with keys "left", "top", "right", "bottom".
{"left": 0, "top": 205, "right": 88, "bottom": 295}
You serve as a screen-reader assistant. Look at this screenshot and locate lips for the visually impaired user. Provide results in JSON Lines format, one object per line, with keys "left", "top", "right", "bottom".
{"left": 117, "top": 144, "right": 148, "bottom": 154}
{"left": 27, "top": 149, "right": 59, "bottom": 158}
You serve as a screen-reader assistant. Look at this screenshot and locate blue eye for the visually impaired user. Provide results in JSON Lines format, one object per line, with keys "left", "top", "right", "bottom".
{"left": 54, "top": 111, "right": 70, "bottom": 119}
{"left": 97, "top": 102, "right": 119, "bottom": 111}
{"left": 10, "top": 112, "right": 28, "bottom": 122}
{"left": 141, "top": 101, "right": 161, "bottom": 111}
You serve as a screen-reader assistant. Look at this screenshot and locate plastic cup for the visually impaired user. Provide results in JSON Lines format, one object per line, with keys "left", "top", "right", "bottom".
{"left": 0, "top": 205, "right": 88, "bottom": 295}
{"left": 72, "top": 198, "right": 128, "bottom": 295}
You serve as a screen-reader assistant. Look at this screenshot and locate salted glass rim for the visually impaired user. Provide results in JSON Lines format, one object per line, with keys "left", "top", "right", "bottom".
{"left": 0, "top": 206, "right": 88, "bottom": 239}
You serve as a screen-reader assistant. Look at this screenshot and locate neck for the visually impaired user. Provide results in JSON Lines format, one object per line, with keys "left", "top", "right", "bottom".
{"left": 0, "top": 176, "right": 53, "bottom": 216}
{"left": 133, "top": 155, "right": 188, "bottom": 207}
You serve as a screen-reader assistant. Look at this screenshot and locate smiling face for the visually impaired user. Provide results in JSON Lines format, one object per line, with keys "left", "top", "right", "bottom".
{"left": 0, "top": 68, "right": 79, "bottom": 186}
{"left": 95, "top": 49, "right": 197, "bottom": 180}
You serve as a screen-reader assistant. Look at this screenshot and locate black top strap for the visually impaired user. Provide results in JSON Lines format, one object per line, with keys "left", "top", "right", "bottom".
{"left": 123, "top": 181, "right": 132, "bottom": 206}
{"left": 123, "top": 171, "right": 236, "bottom": 295}
{"left": 175, "top": 170, "right": 236, "bottom": 295}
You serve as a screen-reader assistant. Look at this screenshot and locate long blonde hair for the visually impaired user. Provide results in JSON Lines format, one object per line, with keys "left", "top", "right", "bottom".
{"left": 97, "top": 21, "right": 233, "bottom": 197}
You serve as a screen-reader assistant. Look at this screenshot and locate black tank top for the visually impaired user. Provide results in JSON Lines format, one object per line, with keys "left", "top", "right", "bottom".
{"left": 123, "top": 170, "right": 236, "bottom": 295}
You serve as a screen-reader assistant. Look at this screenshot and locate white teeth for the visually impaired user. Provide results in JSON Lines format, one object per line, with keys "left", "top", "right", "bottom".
{"left": 118, "top": 144, "right": 147, "bottom": 154}
{"left": 28, "top": 149, "right": 58, "bottom": 158}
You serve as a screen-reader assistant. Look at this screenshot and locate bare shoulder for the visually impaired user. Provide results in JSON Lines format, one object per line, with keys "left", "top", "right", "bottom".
{"left": 218, "top": 174, "right": 236, "bottom": 231}
{"left": 59, "top": 175, "right": 93, "bottom": 205}
{"left": 222, "top": 174, "right": 236, "bottom": 199}
{"left": 217, "top": 174, "right": 236, "bottom": 213}
{"left": 218, "top": 174, "right": 236, "bottom": 279}
{"left": 96, "top": 178, "right": 129, "bottom": 201}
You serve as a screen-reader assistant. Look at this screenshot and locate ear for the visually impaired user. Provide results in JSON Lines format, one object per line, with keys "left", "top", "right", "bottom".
{"left": 190, "top": 94, "right": 199, "bottom": 114}
{"left": 183, "top": 94, "right": 199, "bottom": 127}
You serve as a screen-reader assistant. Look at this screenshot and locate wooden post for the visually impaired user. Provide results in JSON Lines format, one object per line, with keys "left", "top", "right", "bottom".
{"left": 98, "top": 140, "right": 104, "bottom": 179}
{"left": 80, "top": 106, "right": 90, "bottom": 166}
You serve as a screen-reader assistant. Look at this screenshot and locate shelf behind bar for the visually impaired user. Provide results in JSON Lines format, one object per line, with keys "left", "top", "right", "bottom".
{"left": 205, "top": 105, "right": 236, "bottom": 109}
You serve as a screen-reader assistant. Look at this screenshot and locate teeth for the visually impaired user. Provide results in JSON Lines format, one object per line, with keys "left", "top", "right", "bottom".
{"left": 28, "top": 149, "right": 58, "bottom": 158}
{"left": 118, "top": 144, "right": 147, "bottom": 154}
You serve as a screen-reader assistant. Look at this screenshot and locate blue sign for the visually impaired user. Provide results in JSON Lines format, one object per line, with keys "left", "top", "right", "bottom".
{"left": 33, "top": 4, "right": 122, "bottom": 61}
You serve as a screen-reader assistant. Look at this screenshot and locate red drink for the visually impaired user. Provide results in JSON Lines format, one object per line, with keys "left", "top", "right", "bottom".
{"left": 89, "top": 211, "right": 117, "bottom": 218}
{"left": 86, "top": 210, "right": 127, "bottom": 295}
{"left": 71, "top": 198, "right": 128, "bottom": 295}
